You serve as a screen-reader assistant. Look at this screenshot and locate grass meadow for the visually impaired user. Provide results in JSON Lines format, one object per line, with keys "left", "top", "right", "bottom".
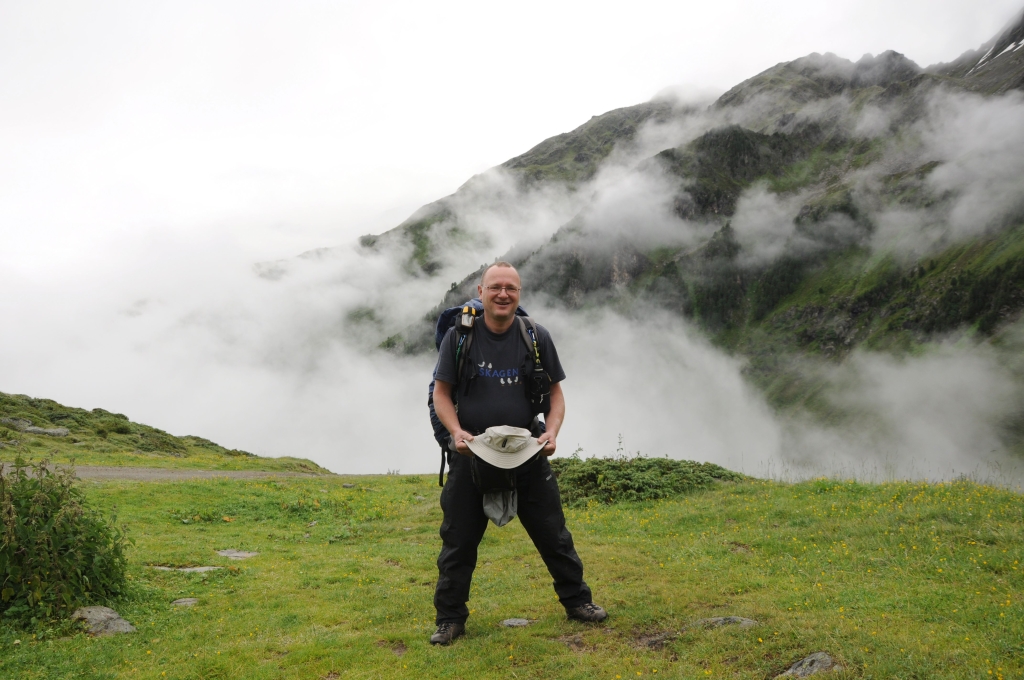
{"left": 1, "top": 471, "right": 1021, "bottom": 679}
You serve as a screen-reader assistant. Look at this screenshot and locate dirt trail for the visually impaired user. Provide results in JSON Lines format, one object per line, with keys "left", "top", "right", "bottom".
{"left": 0, "top": 464, "right": 328, "bottom": 481}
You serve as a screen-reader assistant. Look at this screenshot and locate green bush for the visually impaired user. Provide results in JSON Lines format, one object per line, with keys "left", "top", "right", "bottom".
{"left": 102, "top": 419, "right": 132, "bottom": 435}
{"left": 550, "top": 454, "right": 743, "bottom": 507}
{"left": 0, "top": 458, "right": 131, "bottom": 626}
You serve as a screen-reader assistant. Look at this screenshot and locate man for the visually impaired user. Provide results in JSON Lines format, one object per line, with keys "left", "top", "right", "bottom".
{"left": 429, "top": 261, "right": 607, "bottom": 645}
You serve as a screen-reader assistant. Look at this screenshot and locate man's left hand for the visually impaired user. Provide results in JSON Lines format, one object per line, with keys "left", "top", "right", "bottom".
{"left": 537, "top": 432, "right": 556, "bottom": 456}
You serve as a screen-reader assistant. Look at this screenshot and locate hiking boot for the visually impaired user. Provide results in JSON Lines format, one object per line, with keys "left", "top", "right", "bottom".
{"left": 430, "top": 622, "right": 465, "bottom": 645}
{"left": 566, "top": 602, "right": 608, "bottom": 623}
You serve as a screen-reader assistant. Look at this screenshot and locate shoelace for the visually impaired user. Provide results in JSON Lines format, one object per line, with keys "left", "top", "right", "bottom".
{"left": 436, "top": 623, "right": 457, "bottom": 634}
{"left": 578, "top": 603, "right": 601, "bottom": 614}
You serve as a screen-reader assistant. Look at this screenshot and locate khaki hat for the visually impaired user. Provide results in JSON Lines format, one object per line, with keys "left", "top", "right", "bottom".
{"left": 466, "top": 425, "right": 544, "bottom": 469}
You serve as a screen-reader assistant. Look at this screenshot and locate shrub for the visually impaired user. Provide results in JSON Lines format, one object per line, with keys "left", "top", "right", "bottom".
{"left": 0, "top": 458, "right": 131, "bottom": 626}
{"left": 550, "top": 454, "right": 744, "bottom": 507}
{"left": 103, "top": 419, "right": 132, "bottom": 435}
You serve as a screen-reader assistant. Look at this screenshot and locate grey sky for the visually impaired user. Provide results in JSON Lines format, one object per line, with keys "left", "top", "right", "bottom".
{"left": 1, "top": 0, "right": 1019, "bottom": 268}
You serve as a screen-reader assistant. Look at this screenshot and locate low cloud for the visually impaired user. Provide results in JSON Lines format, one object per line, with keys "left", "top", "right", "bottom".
{"left": 730, "top": 185, "right": 806, "bottom": 266}
{"left": 779, "top": 345, "right": 1024, "bottom": 483}
{"left": 920, "top": 89, "right": 1024, "bottom": 237}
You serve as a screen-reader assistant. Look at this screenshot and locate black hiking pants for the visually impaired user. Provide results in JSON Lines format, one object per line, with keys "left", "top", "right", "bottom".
{"left": 434, "top": 449, "right": 593, "bottom": 624}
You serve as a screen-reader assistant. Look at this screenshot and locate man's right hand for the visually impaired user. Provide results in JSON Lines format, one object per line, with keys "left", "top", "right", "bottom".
{"left": 451, "top": 430, "right": 475, "bottom": 456}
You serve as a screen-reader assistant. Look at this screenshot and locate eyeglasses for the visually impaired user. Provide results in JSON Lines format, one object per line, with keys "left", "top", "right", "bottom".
{"left": 483, "top": 285, "right": 521, "bottom": 294}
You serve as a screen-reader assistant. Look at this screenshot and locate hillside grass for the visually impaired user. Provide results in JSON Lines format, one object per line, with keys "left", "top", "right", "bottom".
{"left": 0, "top": 392, "right": 327, "bottom": 473}
{"left": 1, "top": 472, "right": 1020, "bottom": 679}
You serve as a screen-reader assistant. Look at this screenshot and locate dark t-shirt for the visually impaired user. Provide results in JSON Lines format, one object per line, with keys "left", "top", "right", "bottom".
{"left": 435, "top": 317, "right": 566, "bottom": 435}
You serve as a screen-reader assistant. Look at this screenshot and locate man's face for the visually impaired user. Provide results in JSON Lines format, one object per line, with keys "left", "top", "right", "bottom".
{"left": 478, "top": 265, "right": 522, "bottom": 323}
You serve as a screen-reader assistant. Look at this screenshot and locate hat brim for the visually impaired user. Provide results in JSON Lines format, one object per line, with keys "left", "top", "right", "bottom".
{"left": 466, "top": 437, "right": 545, "bottom": 469}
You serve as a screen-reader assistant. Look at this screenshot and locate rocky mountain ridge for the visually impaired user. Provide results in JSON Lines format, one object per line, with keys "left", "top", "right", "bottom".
{"left": 363, "top": 9, "right": 1024, "bottom": 360}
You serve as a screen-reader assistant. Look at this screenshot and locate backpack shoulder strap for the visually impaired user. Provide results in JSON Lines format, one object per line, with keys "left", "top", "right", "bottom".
{"left": 454, "top": 325, "right": 475, "bottom": 390}
{"left": 516, "top": 316, "right": 543, "bottom": 369}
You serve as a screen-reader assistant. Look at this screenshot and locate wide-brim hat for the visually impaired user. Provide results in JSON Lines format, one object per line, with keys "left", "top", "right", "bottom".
{"left": 466, "top": 425, "right": 544, "bottom": 469}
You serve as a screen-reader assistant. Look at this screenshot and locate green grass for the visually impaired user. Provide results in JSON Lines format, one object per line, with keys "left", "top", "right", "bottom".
{"left": 1, "top": 473, "right": 1020, "bottom": 679}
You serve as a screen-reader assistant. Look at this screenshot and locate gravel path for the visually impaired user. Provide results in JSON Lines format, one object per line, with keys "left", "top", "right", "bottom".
{"left": 0, "top": 464, "right": 327, "bottom": 481}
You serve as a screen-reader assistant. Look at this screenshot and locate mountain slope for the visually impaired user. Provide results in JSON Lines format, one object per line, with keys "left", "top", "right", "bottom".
{"left": 0, "top": 391, "right": 328, "bottom": 472}
{"left": 360, "top": 11, "right": 1024, "bottom": 458}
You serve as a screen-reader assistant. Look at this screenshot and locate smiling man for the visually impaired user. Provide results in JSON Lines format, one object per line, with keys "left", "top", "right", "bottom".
{"left": 429, "top": 261, "right": 606, "bottom": 645}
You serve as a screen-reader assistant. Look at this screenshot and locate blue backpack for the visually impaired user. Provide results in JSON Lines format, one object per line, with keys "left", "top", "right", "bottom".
{"left": 428, "top": 298, "right": 546, "bottom": 485}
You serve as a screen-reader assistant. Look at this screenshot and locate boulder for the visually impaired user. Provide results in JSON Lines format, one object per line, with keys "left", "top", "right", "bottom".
{"left": 500, "top": 618, "right": 532, "bottom": 627}
{"left": 71, "top": 606, "right": 135, "bottom": 636}
{"left": 776, "top": 652, "right": 842, "bottom": 677}
{"left": 171, "top": 598, "right": 198, "bottom": 607}
{"left": 23, "top": 426, "right": 69, "bottom": 437}
{"left": 217, "top": 550, "right": 258, "bottom": 559}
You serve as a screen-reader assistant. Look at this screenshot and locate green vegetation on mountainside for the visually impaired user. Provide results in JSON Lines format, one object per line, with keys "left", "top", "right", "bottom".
{"left": 0, "top": 392, "right": 327, "bottom": 472}
{"left": 1, "top": 471, "right": 1020, "bottom": 679}
{"left": 501, "top": 101, "right": 675, "bottom": 184}
{"left": 364, "top": 13, "right": 1024, "bottom": 451}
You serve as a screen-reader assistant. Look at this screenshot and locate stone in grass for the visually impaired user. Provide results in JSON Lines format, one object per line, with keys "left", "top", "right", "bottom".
{"left": 24, "top": 426, "right": 70, "bottom": 437}
{"left": 688, "top": 616, "right": 758, "bottom": 630}
{"left": 171, "top": 598, "right": 198, "bottom": 607}
{"left": 217, "top": 550, "right": 258, "bottom": 559}
{"left": 151, "top": 566, "right": 224, "bottom": 573}
{"left": 776, "top": 652, "right": 842, "bottom": 678}
{"left": 71, "top": 606, "right": 136, "bottom": 636}
{"left": 342, "top": 483, "right": 355, "bottom": 488}
{"left": 501, "top": 618, "right": 532, "bottom": 627}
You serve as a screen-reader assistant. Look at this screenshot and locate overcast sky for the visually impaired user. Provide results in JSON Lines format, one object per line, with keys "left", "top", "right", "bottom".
{"left": 2, "top": 0, "right": 1021, "bottom": 271}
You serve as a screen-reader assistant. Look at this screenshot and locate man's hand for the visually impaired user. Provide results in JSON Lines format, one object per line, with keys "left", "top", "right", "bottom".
{"left": 537, "top": 431, "right": 556, "bottom": 456}
{"left": 536, "top": 382, "right": 564, "bottom": 457}
{"left": 451, "top": 429, "right": 475, "bottom": 456}
{"left": 434, "top": 380, "right": 474, "bottom": 456}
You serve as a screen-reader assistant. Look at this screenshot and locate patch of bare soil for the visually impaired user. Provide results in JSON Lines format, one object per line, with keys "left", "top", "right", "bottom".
{"left": 558, "top": 634, "right": 593, "bottom": 652}
{"left": 633, "top": 631, "right": 678, "bottom": 650}
{"left": 377, "top": 639, "right": 407, "bottom": 656}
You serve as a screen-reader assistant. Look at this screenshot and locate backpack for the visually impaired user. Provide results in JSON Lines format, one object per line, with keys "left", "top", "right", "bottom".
{"left": 428, "top": 298, "right": 550, "bottom": 486}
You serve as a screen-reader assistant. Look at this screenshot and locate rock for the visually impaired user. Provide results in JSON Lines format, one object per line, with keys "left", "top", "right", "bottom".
{"left": 776, "top": 652, "right": 841, "bottom": 677}
{"left": 71, "top": 606, "right": 136, "bottom": 636}
{"left": 217, "top": 550, "right": 258, "bottom": 559}
{"left": 415, "top": 496, "right": 425, "bottom": 501}
{"left": 307, "top": 521, "right": 317, "bottom": 527}
{"left": 0, "top": 418, "right": 31, "bottom": 430}
{"left": 501, "top": 618, "right": 532, "bottom": 627}
{"left": 171, "top": 598, "right": 198, "bottom": 607}
{"left": 688, "top": 616, "right": 758, "bottom": 630}
{"left": 151, "top": 566, "right": 223, "bottom": 573}
{"left": 342, "top": 483, "right": 355, "bottom": 488}
{"left": 23, "top": 426, "right": 69, "bottom": 437}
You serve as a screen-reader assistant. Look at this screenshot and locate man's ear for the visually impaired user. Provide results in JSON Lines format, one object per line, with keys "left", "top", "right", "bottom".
{"left": 477, "top": 284, "right": 483, "bottom": 297}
